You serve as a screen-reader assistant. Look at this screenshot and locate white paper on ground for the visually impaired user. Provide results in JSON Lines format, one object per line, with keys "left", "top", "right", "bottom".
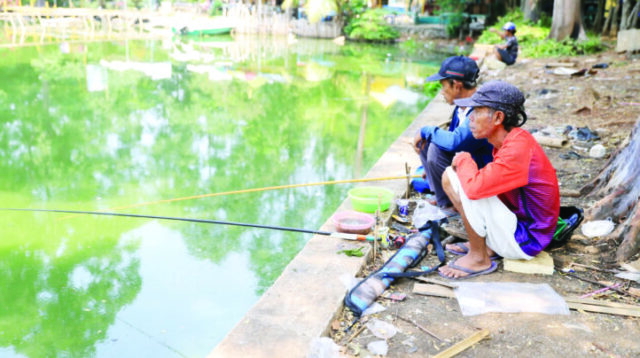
{"left": 454, "top": 282, "right": 570, "bottom": 316}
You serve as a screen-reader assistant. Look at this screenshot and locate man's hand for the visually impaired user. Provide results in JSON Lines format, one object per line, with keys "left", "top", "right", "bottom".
{"left": 413, "top": 131, "right": 425, "bottom": 154}
{"left": 413, "top": 126, "right": 434, "bottom": 154}
{"left": 452, "top": 152, "right": 468, "bottom": 172}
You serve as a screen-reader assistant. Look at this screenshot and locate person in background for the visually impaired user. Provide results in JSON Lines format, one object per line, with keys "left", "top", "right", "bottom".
{"left": 413, "top": 56, "right": 493, "bottom": 213}
{"left": 438, "top": 81, "right": 560, "bottom": 279}
{"left": 491, "top": 21, "right": 519, "bottom": 65}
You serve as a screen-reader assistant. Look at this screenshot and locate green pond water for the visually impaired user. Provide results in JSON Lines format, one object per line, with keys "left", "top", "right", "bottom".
{"left": 0, "top": 36, "right": 442, "bottom": 357}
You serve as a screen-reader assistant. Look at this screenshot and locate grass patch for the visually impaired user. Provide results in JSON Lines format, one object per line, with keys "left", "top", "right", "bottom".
{"left": 477, "top": 9, "right": 604, "bottom": 58}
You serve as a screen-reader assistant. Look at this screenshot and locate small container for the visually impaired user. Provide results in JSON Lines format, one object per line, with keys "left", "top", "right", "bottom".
{"left": 348, "top": 186, "right": 394, "bottom": 213}
{"left": 396, "top": 199, "right": 409, "bottom": 217}
{"left": 378, "top": 226, "right": 390, "bottom": 248}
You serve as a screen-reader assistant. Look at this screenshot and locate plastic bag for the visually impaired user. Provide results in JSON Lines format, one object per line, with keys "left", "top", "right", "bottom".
{"left": 412, "top": 200, "right": 446, "bottom": 228}
{"left": 367, "top": 340, "right": 389, "bottom": 356}
{"left": 308, "top": 337, "right": 342, "bottom": 358}
{"left": 581, "top": 219, "right": 615, "bottom": 238}
{"left": 366, "top": 319, "right": 397, "bottom": 339}
{"left": 454, "top": 282, "right": 570, "bottom": 316}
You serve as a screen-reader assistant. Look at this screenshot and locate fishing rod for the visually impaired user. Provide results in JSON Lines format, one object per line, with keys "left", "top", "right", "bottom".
{"left": 98, "top": 175, "right": 421, "bottom": 212}
{"left": 61, "top": 173, "right": 421, "bottom": 220}
{"left": 2, "top": 208, "right": 377, "bottom": 242}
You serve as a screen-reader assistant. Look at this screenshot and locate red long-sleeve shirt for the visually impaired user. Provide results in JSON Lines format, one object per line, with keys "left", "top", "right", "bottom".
{"left": 453, "top": 128, "right": 560, "bottom": 256}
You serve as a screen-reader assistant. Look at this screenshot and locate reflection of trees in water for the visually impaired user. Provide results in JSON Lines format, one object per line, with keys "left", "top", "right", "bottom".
{"left": 0, "top": 216, "right": 141, "bottom": 357}
{"left": 0, "top": 39, "right": 429, "bottom": 300}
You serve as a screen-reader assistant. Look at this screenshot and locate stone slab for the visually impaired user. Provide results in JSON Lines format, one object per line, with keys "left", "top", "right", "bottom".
{"left": 503, "top": 251, "right": 555, "bottom": 275}
{"left": 616, "top": 29, "right": 640, "bottom": 52}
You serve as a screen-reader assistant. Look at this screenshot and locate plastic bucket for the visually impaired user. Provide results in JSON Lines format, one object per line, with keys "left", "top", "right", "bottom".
{"left": 411, "top": 166, "right": 431, "bottom": 193}
{"left": 348, "top": 186, "right": 394, "bottom": 213}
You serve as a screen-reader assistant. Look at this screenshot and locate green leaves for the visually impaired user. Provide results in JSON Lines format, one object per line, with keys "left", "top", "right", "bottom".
{"left": 344, "top": 9, "right": 400, "bottom": 42}
{"left": 477, "top": 9, "right": 603, "bottom": 58}
{"left": 338, "top": 247, "right": 365, "bottom": 257}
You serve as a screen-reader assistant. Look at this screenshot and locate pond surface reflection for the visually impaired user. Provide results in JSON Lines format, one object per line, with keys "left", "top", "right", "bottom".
{"left": 0, "top": 36, "right": 442, "bottom": 357}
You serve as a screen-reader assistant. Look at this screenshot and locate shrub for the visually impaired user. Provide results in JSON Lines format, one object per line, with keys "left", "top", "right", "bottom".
{"left": 477, "top": 9, "right": 603, "bottom": 58}
{"left": 424, "top": 80, "right": 441, "bottom": 101}
{"left": 344, "top": 9, "right": 399, "bottom": 42}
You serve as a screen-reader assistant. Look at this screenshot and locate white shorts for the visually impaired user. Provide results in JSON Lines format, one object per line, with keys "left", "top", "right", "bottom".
{"left": 446, "top": 167, "right": 532, "bottom": 260}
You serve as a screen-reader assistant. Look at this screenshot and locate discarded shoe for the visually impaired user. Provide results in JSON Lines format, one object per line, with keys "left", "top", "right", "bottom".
{"left": 438, "top": 259, "right": 498, "bottom": 280}
{"left": 568, "top": 127, "right": 600, "bottom": 141}
{"left": 559, "top": 151, "right": 582, "bottom": 160}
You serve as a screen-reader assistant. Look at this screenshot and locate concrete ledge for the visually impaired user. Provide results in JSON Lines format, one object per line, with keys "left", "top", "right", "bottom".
{"left": 616, "top": 29, "right": 640, "bottom": 52}
{"left": 209, "top": 95, "right": 452, "bottom": 357}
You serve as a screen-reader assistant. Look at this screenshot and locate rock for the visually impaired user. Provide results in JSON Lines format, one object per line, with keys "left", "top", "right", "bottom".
{"left": 589, "top": 144, "right": 606, "bottom": 158}
{"left": 485, "top": 57, "right": 507, "bottom": 70}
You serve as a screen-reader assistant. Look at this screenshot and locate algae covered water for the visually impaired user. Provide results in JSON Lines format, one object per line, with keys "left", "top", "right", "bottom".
{"left": 0, "top": 36, "right": 441, "bottom": 357}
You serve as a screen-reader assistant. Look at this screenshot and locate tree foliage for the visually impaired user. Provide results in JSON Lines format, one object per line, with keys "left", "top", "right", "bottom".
{"left": 434, "top": 0, "right": 468, "bottom": 37}
{"left": 344, "top": 9, "right": 400, "bottom": 42}
{"left": 0, "top": 38, "right": 433, "bottom": 354}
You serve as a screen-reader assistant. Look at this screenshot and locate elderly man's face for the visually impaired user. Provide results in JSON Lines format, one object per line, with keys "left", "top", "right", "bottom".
{"left": 439, "top": 79, "right": 460, "bottom": 105}
{"left": 469, "top": 106, "right": 498, "bottom": 139}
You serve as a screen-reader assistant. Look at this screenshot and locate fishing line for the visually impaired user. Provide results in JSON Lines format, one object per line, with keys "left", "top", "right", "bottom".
{"left": 116, "top": 317, "right": 187, "bottom": 358}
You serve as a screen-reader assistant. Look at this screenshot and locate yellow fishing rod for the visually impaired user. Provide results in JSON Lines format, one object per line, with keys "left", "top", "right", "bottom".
{"left": 61, "top": 174, "right": 422, "bottom": 219}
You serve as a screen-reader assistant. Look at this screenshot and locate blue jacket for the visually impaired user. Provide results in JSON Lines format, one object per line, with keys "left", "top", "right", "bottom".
{"left": 421, "top": 106, "right": 493, "bottom": 168}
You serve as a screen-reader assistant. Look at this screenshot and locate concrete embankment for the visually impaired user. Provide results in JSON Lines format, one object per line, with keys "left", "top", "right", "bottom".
{"left": 209, "top": 95, "right": 452, "bottom": 357}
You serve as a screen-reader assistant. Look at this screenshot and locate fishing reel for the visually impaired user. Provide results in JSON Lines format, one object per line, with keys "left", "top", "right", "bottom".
{"left": 389, "top": 234, "right": 406, "bottom": 248}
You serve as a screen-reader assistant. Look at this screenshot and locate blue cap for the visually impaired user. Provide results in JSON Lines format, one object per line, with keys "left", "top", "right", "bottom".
{"left": 453, "top": 80, "right": 525, "bottom": 117}
{"left": 425, "top": 56, "right": 479, "bottom": 83}
{"left": 503, "top": 22, "right": 516, "bottom": 32}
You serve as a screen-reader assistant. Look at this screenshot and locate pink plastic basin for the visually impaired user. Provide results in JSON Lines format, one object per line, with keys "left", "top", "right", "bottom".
{"left": 332, "top": 210, "right": 375, "bottom": 235}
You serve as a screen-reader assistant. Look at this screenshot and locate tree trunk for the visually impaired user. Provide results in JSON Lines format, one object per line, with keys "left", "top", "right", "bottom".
{"left": 603, "top": 1, "right": 615, "bottom": 34}
{"left": 586, "top": 118, "right": 640, "bottom": 263}
{"left": 548, "top": 0, "right": 587, "bottom": 41}
{"left": 628, "top": 1, "right": 640, "bottom": 29}
{"left": 615, "top": 205, "right": 640, "bottom": 262}
{"left": 594, "top": 0, "right": 605, "bottom": 31}
{"left": 610, "top": 0, "right": 621, "bottom": 36}
{"left": 620, "top": 0, "right": 631, "bottom": 29}
{"left": 522, "top": 0, "right": 541, "bottom": 23}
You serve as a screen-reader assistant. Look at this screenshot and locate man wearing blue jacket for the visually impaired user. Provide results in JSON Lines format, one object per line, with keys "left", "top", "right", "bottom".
{"left": 413, "top": 56, "right": 493, "bottom": 211}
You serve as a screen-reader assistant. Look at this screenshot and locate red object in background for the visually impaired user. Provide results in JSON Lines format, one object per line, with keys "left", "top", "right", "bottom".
{"left": 393, "top": 236, "right": 406, "bottom": 248}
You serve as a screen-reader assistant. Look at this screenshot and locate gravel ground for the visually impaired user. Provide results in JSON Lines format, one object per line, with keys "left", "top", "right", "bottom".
{"left": 327, "top": 50, "right": 640, "bottom": 358}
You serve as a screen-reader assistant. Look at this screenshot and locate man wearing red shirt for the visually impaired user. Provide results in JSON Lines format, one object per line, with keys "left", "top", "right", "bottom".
{"left": 438, "top": 81, "right": 560, "bottom": 279}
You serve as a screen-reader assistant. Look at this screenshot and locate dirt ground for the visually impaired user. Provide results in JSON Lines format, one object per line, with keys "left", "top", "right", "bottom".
{"left": 328, "top": 50, "right": 640, "bottom": 357}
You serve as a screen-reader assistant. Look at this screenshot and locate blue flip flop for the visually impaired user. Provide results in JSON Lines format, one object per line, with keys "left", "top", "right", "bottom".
{"left": 438, "top": 259, "right": 498, "bottom": 280}
{"left": 445, "top": 242, "right": 501, "bottom": 260}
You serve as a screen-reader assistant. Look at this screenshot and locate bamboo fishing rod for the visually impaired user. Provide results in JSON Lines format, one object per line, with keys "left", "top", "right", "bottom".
{"left": 109, "top": 174, "right": 422, "bottom": 211}
{"left": 61, "top": 173, "right": 422, "bottom": 220}
{"left": 2, "top": 207, "right": 377, "bottom": 242}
